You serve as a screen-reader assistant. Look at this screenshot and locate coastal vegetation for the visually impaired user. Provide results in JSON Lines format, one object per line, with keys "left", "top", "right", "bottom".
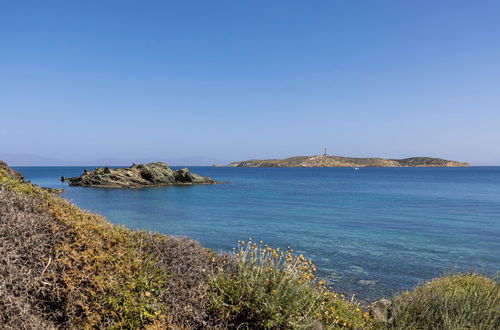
{"left": 210, "top": 240, "right": 371, "bottom": 328}
{"left": 1, "top": 162, "right": 498, "bottom": 329}
{"left": 388, "top": 273, "right": 499, "bottom": 329}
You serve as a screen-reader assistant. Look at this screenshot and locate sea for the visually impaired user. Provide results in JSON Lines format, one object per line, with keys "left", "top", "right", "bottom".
{"left": 15, "top": 166, "right": 500, "bottom": 301}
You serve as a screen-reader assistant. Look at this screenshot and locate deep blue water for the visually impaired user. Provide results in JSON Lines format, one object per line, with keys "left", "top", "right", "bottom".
{"left": 16, "top": 166, "right": 500, "bottom": 301}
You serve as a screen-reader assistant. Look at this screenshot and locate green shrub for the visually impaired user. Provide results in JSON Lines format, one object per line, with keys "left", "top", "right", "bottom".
{"left": 209, "top": 239, "right": 372, "bottom": 329}
{"left": 389, "top": 272, "right": 500, "bottom": 329}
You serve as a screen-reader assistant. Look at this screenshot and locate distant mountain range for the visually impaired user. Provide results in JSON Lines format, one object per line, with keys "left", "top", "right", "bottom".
{"left": 0, "top": 153, "right": 227, "bottom": 166}
{"left": 228, "top": 155, "right": 470, "bottom": 167}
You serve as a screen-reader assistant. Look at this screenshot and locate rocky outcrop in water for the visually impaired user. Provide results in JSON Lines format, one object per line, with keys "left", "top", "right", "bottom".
{"left": 229, "top": 155, "right": 470, "bottom": 168}
{"left": 64, "top": 162, "right": 216, "bottom": 188}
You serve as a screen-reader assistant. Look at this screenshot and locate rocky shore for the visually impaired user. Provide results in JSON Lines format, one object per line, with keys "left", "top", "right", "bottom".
{"left": 63, "top": 162, "right": 216, "bottom": 188}
{"left": 229, "top": 155, "right": 470, "bottom": 168}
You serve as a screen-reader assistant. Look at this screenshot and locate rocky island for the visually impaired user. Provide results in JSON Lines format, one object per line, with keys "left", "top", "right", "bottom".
{"left": 229, "top": 155, "right": 470, "bottom": 168}
{"left": 63, "top": 162, "right": 216, "bottom": 188}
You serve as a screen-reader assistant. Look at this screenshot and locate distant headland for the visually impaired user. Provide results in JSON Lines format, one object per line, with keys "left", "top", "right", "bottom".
{"left": 228, "top": 155, "right": 470, "bottom": 168}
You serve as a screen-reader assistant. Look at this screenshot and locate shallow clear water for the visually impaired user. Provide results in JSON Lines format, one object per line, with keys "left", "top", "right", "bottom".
{"left": 17, "top": 166, "right": 500, "bottom": 301}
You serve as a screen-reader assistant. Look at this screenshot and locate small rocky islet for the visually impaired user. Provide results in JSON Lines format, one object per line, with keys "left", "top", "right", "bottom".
{"left": 62, "top": 162, "right": 216, "bottom": 188}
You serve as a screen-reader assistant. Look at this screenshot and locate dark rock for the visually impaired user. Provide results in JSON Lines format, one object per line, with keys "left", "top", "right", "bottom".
{"left": 65, "top": 162, "right": 216, "bottom": 188}
{"left": 174, "top": 168, "right": 197, "bottom": 183}
{"left": 370, "top": 298, "right": 392, "bottom": 323}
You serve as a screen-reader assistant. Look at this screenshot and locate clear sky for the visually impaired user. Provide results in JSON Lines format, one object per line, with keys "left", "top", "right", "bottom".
{"left": 1, "top": 0, "right": 499, "bottom": 165}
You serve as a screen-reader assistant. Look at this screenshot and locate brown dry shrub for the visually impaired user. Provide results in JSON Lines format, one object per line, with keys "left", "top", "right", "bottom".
{"left": 143, "top": 235, "right": 236, "bottom": 328}
{"left": 0, "top": 186, "right": 64, "bottom": 329}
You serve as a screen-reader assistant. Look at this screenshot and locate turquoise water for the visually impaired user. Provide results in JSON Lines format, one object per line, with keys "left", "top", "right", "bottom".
{"left": 17, "top": 166, "right": 500, "bottom": 301}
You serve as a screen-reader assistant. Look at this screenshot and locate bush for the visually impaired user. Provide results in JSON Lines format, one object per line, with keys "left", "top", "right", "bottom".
{"left": 0, "top": 186, "right": 63, "bottom": 329}
{"left": 0, "top": 168, "right": 227, "bottom": 328}
{"left": 389, "top": 272, "right": 500, "bottom": 329}
{"left": 143, "top": 235, "right": 236, "bottom": 328}
{"left": 209, "top": 239, "right": 371, "bottom": 329}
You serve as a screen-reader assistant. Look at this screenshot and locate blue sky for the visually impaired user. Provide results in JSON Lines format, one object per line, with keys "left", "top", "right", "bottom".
{"left": 1, "top": 0, "right": 499, "bottom": 165}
